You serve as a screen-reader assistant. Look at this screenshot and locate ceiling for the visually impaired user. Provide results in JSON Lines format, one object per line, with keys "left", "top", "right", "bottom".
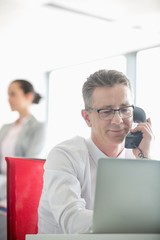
{"left": 0, "top": 0, "right": 160, "bottom": 76}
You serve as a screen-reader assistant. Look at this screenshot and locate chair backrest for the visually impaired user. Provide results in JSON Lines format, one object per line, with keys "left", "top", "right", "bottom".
{"left": 5, "top": 156, "right": 45, "bottom": 240}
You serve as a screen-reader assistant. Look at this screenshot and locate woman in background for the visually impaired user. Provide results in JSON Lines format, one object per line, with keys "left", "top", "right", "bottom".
{"left": 0, "top": 79, "right": 46, "bottom": 203}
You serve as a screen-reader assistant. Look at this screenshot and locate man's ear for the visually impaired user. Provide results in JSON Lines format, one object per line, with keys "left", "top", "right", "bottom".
{"left": 81, "top": 109, "right": 92, "bottom": 127}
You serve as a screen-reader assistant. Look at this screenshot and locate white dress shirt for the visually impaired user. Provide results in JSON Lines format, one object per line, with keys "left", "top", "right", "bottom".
{"left": 38, "top": 136, "right": 135, "bottom": 234}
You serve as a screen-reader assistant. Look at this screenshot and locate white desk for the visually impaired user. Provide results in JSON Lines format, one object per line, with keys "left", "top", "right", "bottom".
{"left": 26, "top": 234, "right": 160, "bottom": 240}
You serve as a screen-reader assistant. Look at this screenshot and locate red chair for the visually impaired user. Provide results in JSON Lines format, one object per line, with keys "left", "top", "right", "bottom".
{"left": 5, "top": 157, "right": 45, "bottom": 240}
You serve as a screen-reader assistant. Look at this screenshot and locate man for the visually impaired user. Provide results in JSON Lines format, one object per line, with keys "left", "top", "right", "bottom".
{"left": 38, "top": 69, "right": 153, "bottom": 234}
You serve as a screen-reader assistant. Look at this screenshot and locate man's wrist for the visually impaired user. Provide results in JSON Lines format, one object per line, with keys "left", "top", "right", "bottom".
{"left": 136, "top": 147, "right": 150, "bottom": 159}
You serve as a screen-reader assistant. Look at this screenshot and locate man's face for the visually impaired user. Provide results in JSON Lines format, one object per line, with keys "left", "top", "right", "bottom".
{"left": 82, "top": 85, "right": 133, "bottom": 147}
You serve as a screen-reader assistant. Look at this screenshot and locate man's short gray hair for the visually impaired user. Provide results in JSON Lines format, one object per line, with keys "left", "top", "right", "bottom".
{"left": 82, "top": 69, "right": 132, "bottom": 109}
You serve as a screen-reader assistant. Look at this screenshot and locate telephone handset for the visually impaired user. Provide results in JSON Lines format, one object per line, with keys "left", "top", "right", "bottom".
{"left": 125, "top": 106, "right": 147, "bottom": 149}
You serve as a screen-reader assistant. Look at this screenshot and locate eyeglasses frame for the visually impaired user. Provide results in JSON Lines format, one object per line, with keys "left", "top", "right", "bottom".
{"left": 86, "top": 104, "right": 134, "bottom": 120}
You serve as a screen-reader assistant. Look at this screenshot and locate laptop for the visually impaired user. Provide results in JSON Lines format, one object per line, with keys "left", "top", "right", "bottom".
{"left": 92, "top": 158, "right": 160, "bottom": 234}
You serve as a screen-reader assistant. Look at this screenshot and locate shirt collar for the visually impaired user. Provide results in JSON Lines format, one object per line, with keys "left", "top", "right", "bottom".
{"left": 85, "top": 137, "right": 126, "bottom": 165}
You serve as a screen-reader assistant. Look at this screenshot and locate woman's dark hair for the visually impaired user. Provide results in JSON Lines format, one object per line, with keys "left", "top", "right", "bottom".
{"left": 12, "top": 79, "right": 42, "bottom": 104}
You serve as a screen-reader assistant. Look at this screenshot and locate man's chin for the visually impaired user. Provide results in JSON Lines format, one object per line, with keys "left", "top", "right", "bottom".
{"left": 109, "top": 134, "right": 126, "bottom": 144}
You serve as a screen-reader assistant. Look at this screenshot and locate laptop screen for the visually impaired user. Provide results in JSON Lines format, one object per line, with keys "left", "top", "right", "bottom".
{"left": 92, "top": 158, "right": 160, "bottom": 233}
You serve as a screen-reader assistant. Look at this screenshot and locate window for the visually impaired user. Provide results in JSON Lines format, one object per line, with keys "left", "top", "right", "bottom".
{"left": 136, "top": 46, "right": 160, "bottom": 158}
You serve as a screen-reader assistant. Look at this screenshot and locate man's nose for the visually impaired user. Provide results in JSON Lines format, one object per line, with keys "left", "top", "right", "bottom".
{"left": 111, "top": 111, "right": 123, "bottom": 124}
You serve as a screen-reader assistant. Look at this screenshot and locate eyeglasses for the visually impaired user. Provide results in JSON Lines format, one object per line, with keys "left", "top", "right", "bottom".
{"left": 86, "top": 105, "right": 134, "bottom": 120}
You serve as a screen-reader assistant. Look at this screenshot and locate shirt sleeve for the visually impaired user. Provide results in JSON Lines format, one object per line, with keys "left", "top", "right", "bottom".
{"left": 23, "top": 122, "right": 47, "bottom": 158}
{"left": 43, "top": 143, "right": 93, "bottom": 233}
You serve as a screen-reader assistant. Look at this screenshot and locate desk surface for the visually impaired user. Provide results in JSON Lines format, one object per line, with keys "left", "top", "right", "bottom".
{"left": 26, "top": 234, "right": 160, "bottom": 240}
